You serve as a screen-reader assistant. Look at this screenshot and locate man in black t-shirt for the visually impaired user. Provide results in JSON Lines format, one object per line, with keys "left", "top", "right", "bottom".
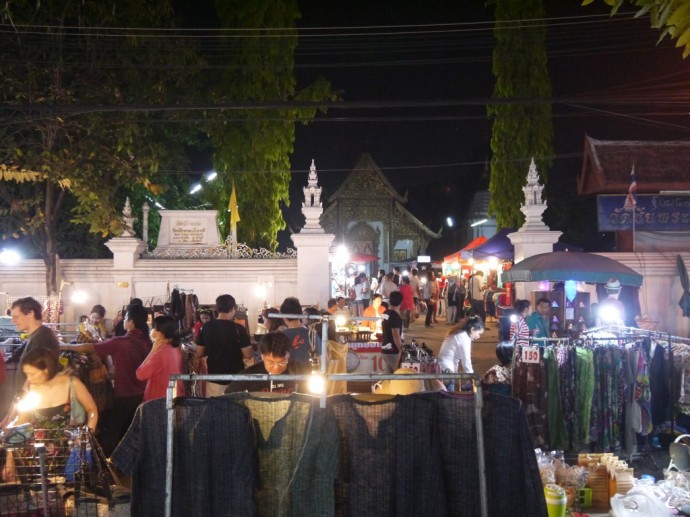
{"left": 225, "top": 332, "right": 310, "bottom": 394}
{"left": 195, "top": 294, "right": 253, "bottom": 397}
{"left": 381, "top": 291, "right": 403, "bottom": 373}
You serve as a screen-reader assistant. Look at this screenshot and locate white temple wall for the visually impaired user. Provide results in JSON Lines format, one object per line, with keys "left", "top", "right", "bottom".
{"left": 0, "top": 258, "right": 298, "bottom": 327}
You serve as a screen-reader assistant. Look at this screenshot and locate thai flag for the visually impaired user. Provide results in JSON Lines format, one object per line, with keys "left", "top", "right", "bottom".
{"left": 623, "top": 165, "right": 637, "bottom": 209}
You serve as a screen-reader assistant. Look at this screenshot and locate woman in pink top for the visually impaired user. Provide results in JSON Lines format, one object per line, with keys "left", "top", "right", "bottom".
{"left": 399, "top": 276, "right": 415, "bottom": 329}
{"left": 136, "top": 315, "right": 184, "bottom": 401}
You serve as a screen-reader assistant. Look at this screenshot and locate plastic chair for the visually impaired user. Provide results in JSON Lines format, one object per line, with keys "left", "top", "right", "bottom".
{"left": 668, "top": 434, "right": 690, "bottom": 472}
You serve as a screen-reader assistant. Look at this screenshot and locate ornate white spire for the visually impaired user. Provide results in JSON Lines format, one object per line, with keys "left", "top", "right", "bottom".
{"left": 121, "top": 197, "right": 136, "bottom": 237}
{"left": 519, "top": 158, "right": 549, "bottom": 232}
{"left": 301, "top": 159, "right": 325, "bottom": 233}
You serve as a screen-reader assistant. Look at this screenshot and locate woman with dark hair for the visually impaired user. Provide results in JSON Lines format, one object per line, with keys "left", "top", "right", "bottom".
{"left": 1, "top": 347, "right": 99, "bottom": 481}
{"left": 437, "top": 315, "right": 485, "bottom": 391}
{"left": 264, "top": 307, "right": 286, "bottom": 333}
{"left": 192, "top": 310, "right": 213, "bottom": 342}
{"left": 136, "top": 316, "right": 184, "bottom": 401}
{"left": 16, "top": 347, "right": 98, "bottom": 428}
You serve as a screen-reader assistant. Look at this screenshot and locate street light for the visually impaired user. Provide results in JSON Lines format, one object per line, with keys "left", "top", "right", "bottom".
{"left": 0, "top": 249, "right": 21, "bottom": 266}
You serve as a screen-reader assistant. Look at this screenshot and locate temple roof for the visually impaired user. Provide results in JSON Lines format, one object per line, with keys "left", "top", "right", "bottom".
{"left": 327, "top": 153, "right": 407, "bottom": 203}
{"left": 322, "top": 153, "right": 440, "bottom": 239}
{"left": 578, "top": 136, "right": 690, "bottom": 195}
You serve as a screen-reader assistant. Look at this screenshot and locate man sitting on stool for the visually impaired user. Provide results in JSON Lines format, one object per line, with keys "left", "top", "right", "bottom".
{"left": 225, "top": 332, "right": 310, "bottom": 394}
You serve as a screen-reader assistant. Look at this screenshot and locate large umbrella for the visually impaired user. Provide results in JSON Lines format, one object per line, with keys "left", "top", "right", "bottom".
{"left": 677, "top": 255, "right": 690, "bottom": 317}
{"left": 501, "top": 251, "right": 643, "bottom": 287}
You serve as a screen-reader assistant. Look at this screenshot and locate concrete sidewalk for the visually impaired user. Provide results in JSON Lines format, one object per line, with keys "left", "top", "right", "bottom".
{"left": 403, "top": 311, "right": 502, "bottom": 376}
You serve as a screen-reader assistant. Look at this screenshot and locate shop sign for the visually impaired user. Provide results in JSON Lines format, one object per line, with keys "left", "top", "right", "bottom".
{"left": 597, "top": 194, "right": 690, "bottom": 231}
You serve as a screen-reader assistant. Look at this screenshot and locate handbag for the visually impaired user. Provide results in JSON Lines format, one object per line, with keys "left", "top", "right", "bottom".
{"left": 69, "top": 376, "right": 87, "bottom": 427}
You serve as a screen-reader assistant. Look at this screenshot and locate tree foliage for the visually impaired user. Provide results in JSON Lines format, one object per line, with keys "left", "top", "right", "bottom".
{"left": 487, "top": 0, "right": 554, "bottom": 229}
{"left": 202, "top": 0, "right": 338, "bottom": 250}
{"left": 584, "top": 0, "right": 690, "bottom": 58}
{"left": 0, "top": 0, "right": 201, "bottom": 294}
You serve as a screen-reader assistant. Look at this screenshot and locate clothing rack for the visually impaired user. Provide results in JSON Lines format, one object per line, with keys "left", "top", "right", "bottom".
{"left": 513, "top": 326, "right": 679, "bottom": 461}
{"left": 163, "top": 313, "right": 490, "bottom": 517}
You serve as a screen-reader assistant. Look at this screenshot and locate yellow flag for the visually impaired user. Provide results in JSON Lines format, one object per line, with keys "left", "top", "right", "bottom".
{"left": 229, "top": 180, "right": 240, "bottom": 227}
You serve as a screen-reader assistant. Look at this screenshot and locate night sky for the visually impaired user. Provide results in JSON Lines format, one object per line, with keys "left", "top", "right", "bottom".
{"left": 280, "top": 1, "right": 690, "bottom": 256}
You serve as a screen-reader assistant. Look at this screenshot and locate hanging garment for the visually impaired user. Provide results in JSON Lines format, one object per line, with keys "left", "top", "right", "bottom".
{"left": 225, "top": 392, "right": 340, "bottom": 517}
{"left": 111, "top": 397, "right": 258, "bottom": 517}
{"left": 590, "top": 347, "right": 624, "bottom": 451}
{"left": 329, "top": 394, "right": 446, "bottom": 517}
{"left": 544, "top": 348, "right": 568, "bottom": 451}
{"left": 574, "top": 347, "right": 594, "bottom": 447}
{"left": 513, "top": 348, "right": 549, "bottom": 448}
{"left": 557, "top": 346, "right": 577, "bottom": 449}
{"left": 416, "top": 391, "right": 548, "bottom": 517}
{"left": 650, "top": 341, "right": 672, "bottom": 427}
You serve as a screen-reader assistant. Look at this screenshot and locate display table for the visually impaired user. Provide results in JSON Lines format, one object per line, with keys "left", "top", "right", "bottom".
{"left": 347, "top": 341, "right": 383, "bottom": 373}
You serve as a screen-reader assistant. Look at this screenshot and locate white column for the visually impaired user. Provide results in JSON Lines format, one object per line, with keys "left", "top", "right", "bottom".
{"left": 105, "top": 237, "right": 147, "bottom": 270}
{"left": 508, "top": 230, "right": 562, "bottom": 300}
{"left": 291, "top": 233, "right": 335, "bottom": 308}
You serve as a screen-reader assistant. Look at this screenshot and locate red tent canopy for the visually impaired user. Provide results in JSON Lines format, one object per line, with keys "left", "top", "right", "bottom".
{"left": 350, "top": 252, "right": 380, "bottom": 263}
{"left": 443, "top": 236, "right": 487, "bottom": 263}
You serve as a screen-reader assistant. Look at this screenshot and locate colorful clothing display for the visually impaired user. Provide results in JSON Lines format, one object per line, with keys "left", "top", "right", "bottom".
{"left": 513, "top": 331, "right": 677, "bottom": 455}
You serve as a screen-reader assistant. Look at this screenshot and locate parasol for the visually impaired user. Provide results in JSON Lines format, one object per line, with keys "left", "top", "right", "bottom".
{"left": 501, "top": 251, "right": 643, "bottom": 287}
{"left": 678, "top": 255, "right": 690, "bottom": 317}
{"left": 349, "top": 252, "right": 379, "bottom": 263}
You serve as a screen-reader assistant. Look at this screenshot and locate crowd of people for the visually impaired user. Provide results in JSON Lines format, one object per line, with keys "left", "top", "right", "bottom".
{"left": 0, "top": 274, "right": 498, "bottom": 475}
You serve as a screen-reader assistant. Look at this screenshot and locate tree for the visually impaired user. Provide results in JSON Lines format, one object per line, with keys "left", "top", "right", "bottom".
{"left": 487, "top": 0, "right": 554, "bottom": 229}
{"left": 584, "top": 1, "right": 690, "bottom": 58}
{"left": 0, "top": 0, "right": 202, "bottom": 295}
{"left": 201, "top": 0, "right": 338, "bottom": 250}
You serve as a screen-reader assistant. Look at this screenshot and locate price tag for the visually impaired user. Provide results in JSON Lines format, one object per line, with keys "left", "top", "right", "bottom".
{"left": 521, "top": 346, "right": 540, "bottom": 364}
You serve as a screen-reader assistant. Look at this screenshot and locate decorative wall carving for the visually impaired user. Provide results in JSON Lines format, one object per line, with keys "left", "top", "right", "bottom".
{"left": 144, "top": 239, "right": 297, "bottom": 259}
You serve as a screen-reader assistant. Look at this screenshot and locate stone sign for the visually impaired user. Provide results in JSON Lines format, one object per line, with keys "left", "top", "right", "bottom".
{"left": 155, "top": 210, "right": 221, "bottom": 249}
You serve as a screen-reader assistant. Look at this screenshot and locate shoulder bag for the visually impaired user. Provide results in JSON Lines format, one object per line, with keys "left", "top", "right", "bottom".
{"left": 69, "top": 376, "right": 87, "bottom": 427}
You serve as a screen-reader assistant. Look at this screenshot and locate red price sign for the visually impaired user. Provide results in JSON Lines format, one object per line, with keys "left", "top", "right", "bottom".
{"left": 521, "top": 346, "right": 540, "bottom": 364}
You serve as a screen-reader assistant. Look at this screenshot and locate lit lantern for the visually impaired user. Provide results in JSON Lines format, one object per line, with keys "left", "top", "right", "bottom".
{"left": 564, "top": 280, "right": 577, "bottom": 303}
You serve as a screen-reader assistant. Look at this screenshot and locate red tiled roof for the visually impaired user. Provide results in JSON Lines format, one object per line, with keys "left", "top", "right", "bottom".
{"left": 578, "top": 136, "right": 690, "bottom": 195}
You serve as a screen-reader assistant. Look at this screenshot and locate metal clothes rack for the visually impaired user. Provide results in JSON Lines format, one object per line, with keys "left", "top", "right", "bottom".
{"left": 512, "top": 326, "right": 682, "bottom": 461}
{"left": 162, "top": 313, "right": 490, "bottom": 517}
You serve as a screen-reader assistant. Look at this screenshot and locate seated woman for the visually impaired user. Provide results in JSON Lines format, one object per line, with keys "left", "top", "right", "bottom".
{"left": 2, "top": 347, "right": 98, "bottom": 481}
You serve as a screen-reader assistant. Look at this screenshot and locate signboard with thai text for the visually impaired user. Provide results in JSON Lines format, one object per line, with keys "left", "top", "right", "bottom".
{"left": 154, "top": 210, "right": 221, "bottom": 249}
{"left": 597, "top": 194, "right": 690, "bottom": 232}
{"left": 170, "top": 218, "right": 207, "bottom": 244}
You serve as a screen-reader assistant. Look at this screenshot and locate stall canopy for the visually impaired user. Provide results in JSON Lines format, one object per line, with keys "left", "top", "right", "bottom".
{"left": 443, "top": 236, "right": 487, "bottom": 263}
{"left": 467, "top": 228, "right": 584, "bottom": 261}
{"left": 350, "top": 252, "right": 380, "bottom": 263}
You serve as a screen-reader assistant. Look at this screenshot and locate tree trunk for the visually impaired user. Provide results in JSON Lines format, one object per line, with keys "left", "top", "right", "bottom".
{"left": 43, "top": 180, "right": 60, "bottom": 297}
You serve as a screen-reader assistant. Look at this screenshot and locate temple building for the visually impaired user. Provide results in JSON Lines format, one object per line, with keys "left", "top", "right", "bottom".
{"left": 319, "top": 153, "right": 440, "bottom": 270}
